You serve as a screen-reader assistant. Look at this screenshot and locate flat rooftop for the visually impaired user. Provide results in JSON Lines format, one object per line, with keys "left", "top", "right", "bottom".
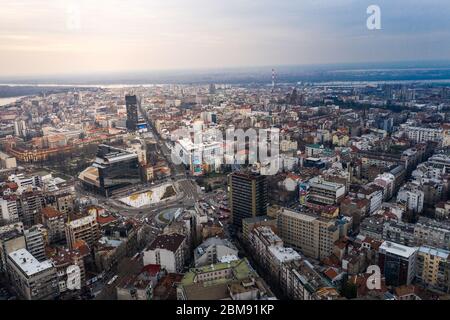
{"left": 280, "top": 208, "right": 317, "bottom": 222}
{"left": 379, "top": 241, "right": 418, "bottom": 258}
{"left": 268, "top": 246, "right": 301, "bottom": 263}
{"left": 309, "top": 176, "right": 345, "bottom": 191}
{"left": 418, "top": 246, "right": 450, "bottom": 260}
{"left": 8, "top": 248, "right": 53, "bottom": 277}
{"left": 68, "top": 214, "right": 96, "bottom": 228}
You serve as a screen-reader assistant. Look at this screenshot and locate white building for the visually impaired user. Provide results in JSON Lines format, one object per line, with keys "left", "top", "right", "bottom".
{"left": 373, "top": 173, "right": 395, "bottom": 201}
{"left": 405, "top": 126, "right": 443, "bottom": 145}
{"left": 397, "top": 183, "right": 424, "bottom": 214}
{"left": 194, "top": 237, "right": 238, "bottom": 267}
{"left": 0, "top": 197, "right": 19, "bottom": 223}
{"left": 143, "top": 233, "right": 186, "bottom": 273}
{"left": 356, "top": 184, "right": 384, "bottom": 215}
{"left": 174, "top": 138, "right": 223, "bottom": 175}
{"left": 8, "top": 173, "right": 42, "bottom": 189}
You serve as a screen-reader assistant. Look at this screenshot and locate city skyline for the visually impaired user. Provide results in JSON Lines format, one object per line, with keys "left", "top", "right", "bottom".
{"left": 1, "top": 0, "right": 450, "bottom": 77}
{"left": 2, "top": 0, "right": 450, "bottom": 307}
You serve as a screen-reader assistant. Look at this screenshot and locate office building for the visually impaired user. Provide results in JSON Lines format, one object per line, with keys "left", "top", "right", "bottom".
{"left": 79, "top": 144, "right": 141, "bottom": 197}
{"left": 228, "top": 172, "right": 268, "bottom": 229}
{"left": 378, "top": 241, "right": 418, "bottom": 286}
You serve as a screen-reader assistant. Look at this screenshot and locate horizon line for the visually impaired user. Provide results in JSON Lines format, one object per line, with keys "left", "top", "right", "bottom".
{"left": 2, "top": 59, "right": 450, "bottom": 81}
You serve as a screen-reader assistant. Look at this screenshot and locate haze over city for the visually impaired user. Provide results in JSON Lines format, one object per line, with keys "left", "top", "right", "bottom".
{"left": 2, "top": 0, "right": 450, "bottom": 311}
{"left": 1, "top": 0, "right": 450, "bottom": 77}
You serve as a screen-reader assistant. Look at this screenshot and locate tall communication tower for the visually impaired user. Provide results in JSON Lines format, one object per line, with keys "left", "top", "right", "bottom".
{"left": 271, "top": 68, "right": 277, "bottom": 92}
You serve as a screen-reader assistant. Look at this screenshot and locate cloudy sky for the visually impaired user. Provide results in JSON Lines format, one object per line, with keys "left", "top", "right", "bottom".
{"left": 1, "top": 0, "right": 450, "bottom": 76}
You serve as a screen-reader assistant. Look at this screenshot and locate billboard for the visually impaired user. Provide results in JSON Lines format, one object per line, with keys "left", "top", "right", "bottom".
{"left": 299, "top": 182, "right": 309, "bottom": 205}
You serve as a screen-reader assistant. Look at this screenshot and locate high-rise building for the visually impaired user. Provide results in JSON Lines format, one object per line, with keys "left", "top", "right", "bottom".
{"left": 14, "top": 119, "right": 28, "bottom": 138}
{"left": 228, "top": 172, "right": 268, "bottom": 229}
{"left": 208, "top": 83, "right": 216, "bottom": 94}
{"left": 126, "top": 95, "right": 139, "bottom": 131}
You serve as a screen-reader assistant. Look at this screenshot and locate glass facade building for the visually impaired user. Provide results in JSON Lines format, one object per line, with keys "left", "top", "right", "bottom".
{"left": 92, "top": 145, "right": 141, "bottom": 197}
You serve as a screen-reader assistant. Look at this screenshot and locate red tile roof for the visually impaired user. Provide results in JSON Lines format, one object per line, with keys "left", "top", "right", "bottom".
{"left": 41, "top": 206, "right": 64, "bottom": 219}
{"left": 142, "top": 264, "right": 161, "bottom": 276}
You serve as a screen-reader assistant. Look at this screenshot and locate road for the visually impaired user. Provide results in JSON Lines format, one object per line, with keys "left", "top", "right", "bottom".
{"left": 139, "top": 101, "right": 187, "bottom": 178}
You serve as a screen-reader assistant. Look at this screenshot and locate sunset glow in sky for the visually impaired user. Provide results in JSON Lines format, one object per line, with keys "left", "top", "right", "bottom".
{"left": 1, "top": 0, "right": 450, "bottom": 76}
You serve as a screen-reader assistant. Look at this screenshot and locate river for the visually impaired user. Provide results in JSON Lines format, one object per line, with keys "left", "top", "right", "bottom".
{"left": 0, "top": 96, "right": 26, "bottom": 106}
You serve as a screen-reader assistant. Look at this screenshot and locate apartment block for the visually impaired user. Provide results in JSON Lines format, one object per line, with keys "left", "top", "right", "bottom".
{"left": 277, "top": 208, "right": 341, "bottom": 260}
{"left": 7, "top": 248, "right": 58, "bottom": 300}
